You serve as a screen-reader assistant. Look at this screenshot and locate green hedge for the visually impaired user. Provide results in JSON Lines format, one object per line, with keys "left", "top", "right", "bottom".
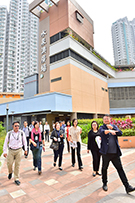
{"left": 122, "top": 129, "right": 135, "bottom": 136}
{"left": 78, "top": 117, "right": 135, "bottom": 125}
{"left": 78, "top": 118, "right": 135, "bottom": 144}
{"left": 0, "top": 122, "right": 6, "bottom": 157}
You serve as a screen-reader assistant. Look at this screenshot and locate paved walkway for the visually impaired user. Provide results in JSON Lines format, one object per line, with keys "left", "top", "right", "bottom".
{"left": 0, "top": 142, "right": 135, "bottom": 203}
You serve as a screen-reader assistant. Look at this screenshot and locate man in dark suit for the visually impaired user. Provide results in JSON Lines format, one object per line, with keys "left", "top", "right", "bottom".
{"left": 99, "top": 114, "right": 135, "bottom": 194}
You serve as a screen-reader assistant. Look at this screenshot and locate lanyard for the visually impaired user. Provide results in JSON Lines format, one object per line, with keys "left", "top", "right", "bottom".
{"left": 56, "top": 131, "right": 60, "bottom": 137}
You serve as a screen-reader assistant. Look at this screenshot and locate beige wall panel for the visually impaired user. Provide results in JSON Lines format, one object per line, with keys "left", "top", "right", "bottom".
{"left": 81, "top": 92, "right": 96, "bottom": 113}
{"left": 71, "top": 89, "right": 83, "bottom": 112}
{"left": 70, "top": 64, "right": 109, "bottom": 114}
{"left": 96, "top": 96, "right": 110, "bottom": 114}
{"left": 94, "top": 79, "right": 108, "bottom": 97}
{"left": 50, "top": 63, "right": 109, "bottom": 115}
{"left": 50, "top": 64, "right": 71, "bottom": 95}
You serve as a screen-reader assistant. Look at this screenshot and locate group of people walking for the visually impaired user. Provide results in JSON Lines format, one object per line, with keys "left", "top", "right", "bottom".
{"left": 3, "top": 115, "right": 135, "bottom": 194}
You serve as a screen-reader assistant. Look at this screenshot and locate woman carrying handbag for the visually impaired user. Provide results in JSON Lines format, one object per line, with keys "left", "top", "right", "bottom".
{"left": 29, "top": 121, "right": 45, "bottom": 175}
{"left": 50, "top": 122, "right": 64, "bottom": 170}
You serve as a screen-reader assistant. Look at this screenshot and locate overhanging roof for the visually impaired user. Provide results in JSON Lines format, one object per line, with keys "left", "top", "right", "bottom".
{"left": 29, "top": 0, "right": 59, "bottom": 18}
{"left": 0, "top": 92, "right": 72, "bottom": 116}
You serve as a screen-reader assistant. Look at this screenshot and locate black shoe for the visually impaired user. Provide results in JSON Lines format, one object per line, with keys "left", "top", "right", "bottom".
{"left": 102, "top": 184, "right": 108, "bottom": 191}
{"left": 96, "top": 172, "right": 101, "bottom": 176}
{"left": 15, "top": 180, "right": 21, "bottom": 186}
{"left": 72, "top": 164, "right": 75, "bottom": 167}
{"left": 38, "top": 171, "right": 42, "bottom": 175}
{"left": 79, "top": 167, "right": 83, "bottom": 171}
{"left": 25, "top": 155, "right": 28, "bottom": 158}
{"left": 126, "top": 185, "right": 135, "bottom": 194}
{"left": 53, "top": 163, "right": 56, "bottom": 167}
{"left": 59, "top": 167, "right": 63, "bottom": 170}
{"left": 92, "top": 173, "right": 96, "bottom": 177}
{"left": 8, "top": 173, "right": 12, "bottom": 180}
{"left": 33, "top": 167, "right": 36, "bottom": 171}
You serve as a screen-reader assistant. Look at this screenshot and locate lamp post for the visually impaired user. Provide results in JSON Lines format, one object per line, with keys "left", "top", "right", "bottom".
{"left": 6, "top": 104, "right": 9, "bottom": 132}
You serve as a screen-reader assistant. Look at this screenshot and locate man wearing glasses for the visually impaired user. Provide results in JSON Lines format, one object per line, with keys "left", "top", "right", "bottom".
{"left": 100, "top": 114, "right": 135, "bottom": 194}
{"left": 3, "top": 121, "right": 27, "bottom": 186}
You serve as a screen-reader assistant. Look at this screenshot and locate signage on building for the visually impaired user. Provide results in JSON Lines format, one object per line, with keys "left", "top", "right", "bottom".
{"left": 40, "top": 30, "right": 47, "bottom": 76}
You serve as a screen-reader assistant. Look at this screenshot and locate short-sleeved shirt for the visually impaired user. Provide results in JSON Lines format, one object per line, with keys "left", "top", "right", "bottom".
{"left": 69, "top": 126, "right": 81, "bottom": 142}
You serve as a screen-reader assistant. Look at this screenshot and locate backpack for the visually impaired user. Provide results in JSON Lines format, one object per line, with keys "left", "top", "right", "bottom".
{"left": 8, "top": 131, "right": 25, "bottom": 150}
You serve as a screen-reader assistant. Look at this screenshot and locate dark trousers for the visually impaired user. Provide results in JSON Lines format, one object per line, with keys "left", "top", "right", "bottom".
{"left": 32, "top": 146, "right": 42, "bottom": 172}
{"left": 71, "top": 142, "right": 83, "bottom": 168}
{"left": 26, "top": 137, "right": 29, "bottom": 156}
{"left": 54, "top": 143, "right": 64, "bottom": 167}
{"left": 102, "top": 153, "right": 129, "bottom": 188}
{"left": 91, "top": 150, "right": 101, "bottom": 172}
{"left": 66, "top": 138, "right": 70, "bottom": 152}
{"left": 45, "top": 130, "right": 49, "bottom": 142}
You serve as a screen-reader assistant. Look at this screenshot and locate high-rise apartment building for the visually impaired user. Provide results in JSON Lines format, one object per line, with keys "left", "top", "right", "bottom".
{"left": 26, "top": 12, "right": 39, "bottom": 77}
{"left": 0, "top": 6, "right": 8, "bottom": 92}
{"left": 112, "top": 17, "right": 135, "bottom": 66}
{"left": 2, "top": 0, "right": 38, "bottom": 93}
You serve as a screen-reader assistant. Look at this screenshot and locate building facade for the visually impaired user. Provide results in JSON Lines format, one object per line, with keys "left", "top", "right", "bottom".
{"left": 0, "top": 0, "right": 135, "bottom": 130}
{"left": 112, "top": 17, "right": 135, "bottom": 66}
{"left": 0, "top": 6, "right": 8, "bottom": 92}
{"left": 1, "top": 0, "right": 39, "bottom": 93}
{"left": 29, "top": 0, "right": 110, "bottom": 120}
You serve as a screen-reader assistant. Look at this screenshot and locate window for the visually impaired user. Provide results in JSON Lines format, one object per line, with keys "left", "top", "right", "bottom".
{"left": 51, "top": 77, "right": 62, "bottom": 83}
{"left": 109, "top": 87, "right": 135, "bottom": 100}
{"left": 50, "top": 49, "right": 93, "bottom": 70}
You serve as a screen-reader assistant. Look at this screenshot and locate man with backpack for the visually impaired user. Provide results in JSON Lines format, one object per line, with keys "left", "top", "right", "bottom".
{"left": 3, "top": 121, "right": 27, "bottom": 186}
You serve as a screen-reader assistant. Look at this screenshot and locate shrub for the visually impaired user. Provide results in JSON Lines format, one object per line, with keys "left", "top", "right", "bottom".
{"left": 0, "top": 122, "right": 6, "bottom": 156}
{"left": 110, "top": 118, "right": 135, "bottom": 130}
{"left": 122, "top": 129, "right": 135, "bottom": 136}
{"left": 78, "top": 118, "right": 135, "bottom": 144}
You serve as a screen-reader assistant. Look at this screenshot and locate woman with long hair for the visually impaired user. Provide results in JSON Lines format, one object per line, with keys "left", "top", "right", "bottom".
{"left": 87, "top": 121, "right": 101, "bottom": 177}
{"left": 29, "top": 121, "right": 45, "bottom": 175}
{"left": 50, "top": 122, "right": 64, "bottom": 170}
{"left": 65, "top": 120, "right": 71, "bottom": 153}
{"left": 69, "top": 118, "right": 83, "bottom": 171}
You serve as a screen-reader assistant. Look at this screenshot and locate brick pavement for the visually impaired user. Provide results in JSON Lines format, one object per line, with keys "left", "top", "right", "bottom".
{"left": 0, "top": 141, "right": 135, "bottom": 203}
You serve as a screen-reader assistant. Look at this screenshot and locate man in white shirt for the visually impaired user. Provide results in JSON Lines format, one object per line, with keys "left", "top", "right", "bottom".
{"left": 3, "top": 121, "right": 27, "bottom": 186}
{"left": 44, "top": 121, "right": 50, "bottom": 142}
{"left": 22, "top": 121, "right": 29, "bottom": 158}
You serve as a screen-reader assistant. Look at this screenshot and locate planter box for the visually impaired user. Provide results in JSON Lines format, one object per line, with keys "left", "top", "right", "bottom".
{"left": 118, "top": 136, "right": 135, "bottom": 148}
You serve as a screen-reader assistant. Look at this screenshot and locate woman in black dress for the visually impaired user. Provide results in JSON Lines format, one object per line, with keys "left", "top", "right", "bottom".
{"left": 87, "top": 121, "right": 101, "bottom": 177}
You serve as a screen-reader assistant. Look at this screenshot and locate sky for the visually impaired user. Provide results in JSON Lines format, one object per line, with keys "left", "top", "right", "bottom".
{"left": 2, "top": 0, "right": 135, "bottom": 65}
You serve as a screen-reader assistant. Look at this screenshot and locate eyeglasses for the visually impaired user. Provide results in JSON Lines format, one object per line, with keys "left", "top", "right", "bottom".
{"left": 15, "top": 125, "right": 19, "bottom": 127}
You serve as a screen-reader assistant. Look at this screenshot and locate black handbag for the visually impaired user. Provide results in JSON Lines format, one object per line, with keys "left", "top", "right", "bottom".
{"left": 30, "top": 142, "right": 40, "bottom": 151}
{"left": 50, "top": 141, "right": 59, "bottom": 151}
